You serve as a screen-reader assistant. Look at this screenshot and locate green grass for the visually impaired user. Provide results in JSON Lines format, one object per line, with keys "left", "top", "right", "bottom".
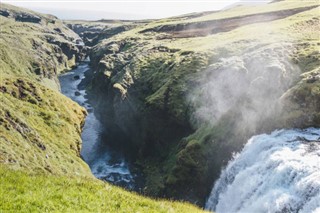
{"left": 0, "top": 3, "right": 82, "bottom": 84}
{"left": 153, "top": 0, "right": 320, "bottom": 24}
{"left": 0, "top": 76, "right": 91, "bottom": 177}
{"left": 1, "top": 0, "right": 319, "bottom": 210}
{"left": 0, "top": 3, "right": 209, "bottom": 212}
{"left": 0, "top": 3, "right": 92, "bottom": 177}
{"left": 0, "top": 166, "right": 207, "bottom": 213}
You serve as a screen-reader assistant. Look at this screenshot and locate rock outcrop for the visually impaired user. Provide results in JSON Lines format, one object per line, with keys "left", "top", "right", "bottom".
{"left": 65, "top": 21, "right": 139, "bottom": 47}
{"left": 85, "top": 0, "right": 320, "bottom": 205}
{"left": 0, "top": 3, "right": 88, "bottom": 89}
{"left": 0, "top": 3, "right": 89, "bottom": 175}
{"left": 15, "top": 13, "right": 42, "bottom": 23}
{"left": 0, "top": 4, "right": 207, "bottom": 212}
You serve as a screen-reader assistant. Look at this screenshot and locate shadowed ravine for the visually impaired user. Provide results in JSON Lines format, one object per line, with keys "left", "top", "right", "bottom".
{"left": 59, "top": 62, "right": 140, "bottom": 190}
{"left": 2, "top": 0, "right": 319, "bottom": 211}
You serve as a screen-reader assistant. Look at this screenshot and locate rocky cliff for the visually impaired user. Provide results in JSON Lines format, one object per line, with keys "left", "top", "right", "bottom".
{"left": 85, "top": 0, "right": 320, "bottom": 205}
{"left": 65, "top": 20, "right": 143, "bottom": 47}
{"left": 0, "top": 3, "right": 205, "bottom": 212}
{"left": 0, "top": 3, "right": 90, "bottom": 175}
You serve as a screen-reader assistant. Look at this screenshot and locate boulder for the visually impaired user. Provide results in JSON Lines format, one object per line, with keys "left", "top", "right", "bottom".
{"left": 0, "top": 9, "right": 10, "bottom": 17}
{"left": 15, "top": 13, "right": 41, "bottom": 23}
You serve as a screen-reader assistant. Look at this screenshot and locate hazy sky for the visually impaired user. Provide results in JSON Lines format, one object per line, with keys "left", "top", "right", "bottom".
{"left": 1, "top": 0, "right": 250, "bottom": 20}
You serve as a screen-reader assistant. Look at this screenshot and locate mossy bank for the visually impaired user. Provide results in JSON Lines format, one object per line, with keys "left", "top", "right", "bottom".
{"left": 0, "top": 3, "right": 206, "bottom": 212}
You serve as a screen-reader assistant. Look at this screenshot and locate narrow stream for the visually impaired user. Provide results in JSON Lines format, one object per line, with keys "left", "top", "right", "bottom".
{"left": 59, "top": 62, "right": 136, "bottom": 190}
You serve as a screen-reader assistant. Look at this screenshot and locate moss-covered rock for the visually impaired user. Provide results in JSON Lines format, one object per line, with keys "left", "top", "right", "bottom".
{"left": 0, "top": 3, "right": 90, "bottom": 175}
{"left": 0, "top": 3, "right": 208, "bottom": 212}
{"left": 0, "top": 77, "right": 90, "bottom": 176}
{"left": 280, "top": 67, "right": 320, "bottom": 127}
{"left": 0, "top": 3, "right": 87, "bottom": 84}
{"left": 86, "top": 0, "right": 320, "bottom": 205}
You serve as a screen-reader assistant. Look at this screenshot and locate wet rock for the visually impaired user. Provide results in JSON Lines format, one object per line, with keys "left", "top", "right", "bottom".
{"left": 75, "top": 91, "right": 81, "bottom": 96}
{"left": 75, "top": 39, "right": 84, "bottom": 45}
{"left": 74, "top": 75, "right": 80, "bottom": 80}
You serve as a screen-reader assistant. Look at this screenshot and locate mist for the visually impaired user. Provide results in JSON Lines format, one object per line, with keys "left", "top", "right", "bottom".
{"left": 189, "top": 42, "right": 301, "bottom": 134}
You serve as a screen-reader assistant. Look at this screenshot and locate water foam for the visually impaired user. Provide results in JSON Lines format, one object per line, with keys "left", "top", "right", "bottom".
{"left": 205, "top": 128, "right": 320, "bottom": 213}
{"left": 59, "top": 63, "right": 135, "bottom": 189}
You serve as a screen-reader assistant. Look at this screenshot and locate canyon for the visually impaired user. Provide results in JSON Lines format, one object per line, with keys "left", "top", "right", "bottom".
{"left": 0, "top": 0, "right": 319, "bottom": 212}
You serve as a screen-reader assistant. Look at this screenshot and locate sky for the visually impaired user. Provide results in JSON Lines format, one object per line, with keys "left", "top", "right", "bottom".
{"left": 0, "top": 0, "right": 254, "bottom": 20}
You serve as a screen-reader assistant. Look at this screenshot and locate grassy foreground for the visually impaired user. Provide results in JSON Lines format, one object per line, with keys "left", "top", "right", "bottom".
{"left": 0, "top": 166, "right": 206, "bottom": 213}
{"left": 0, "top": 3, "right": 206, "bottom": 212}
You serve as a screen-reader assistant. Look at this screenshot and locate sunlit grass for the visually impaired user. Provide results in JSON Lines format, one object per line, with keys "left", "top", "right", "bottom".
{"left": 0, "top": 166, "right": 207, "bottom": 213}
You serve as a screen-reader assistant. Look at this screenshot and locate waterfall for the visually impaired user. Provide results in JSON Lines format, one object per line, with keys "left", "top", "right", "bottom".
{"left": 205, "top": 128, "right": 320, "bottom": 213}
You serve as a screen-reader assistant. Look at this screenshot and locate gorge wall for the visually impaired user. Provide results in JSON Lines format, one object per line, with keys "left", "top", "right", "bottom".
{"left": 78, "top": 0, "right": 320, "bottom": 205}
{"left": 0, "top": 3, "right": 206, "bottom": 212}
{"left": 0, "top": 3, "right": 91, "bottom": 176}
{"left": 1, "top": 1, "right": 319, "bottom": 211}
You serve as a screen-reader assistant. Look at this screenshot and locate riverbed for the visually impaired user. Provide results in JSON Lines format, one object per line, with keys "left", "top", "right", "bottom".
{"left": 59, "top": 62, "right": 137, "bottom": 190}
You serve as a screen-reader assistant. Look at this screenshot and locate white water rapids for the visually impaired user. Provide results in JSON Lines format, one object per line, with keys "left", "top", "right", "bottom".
{"left": 205, "top": 128, "right": 320, "bottom": 213}
{"left": 59, "top": 62, "right": 135, "bottom": 189}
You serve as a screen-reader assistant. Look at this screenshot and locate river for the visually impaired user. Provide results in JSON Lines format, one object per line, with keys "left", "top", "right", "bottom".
{"left": 59, "top": 62, "right": 137, "bottom": 190}
{"left": 57, "top": 63, "right": 320, "bottom": 213}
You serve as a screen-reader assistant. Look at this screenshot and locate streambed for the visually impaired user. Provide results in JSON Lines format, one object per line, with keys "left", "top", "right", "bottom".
{"left": 59, "top": 62, "right": 138, "bottom": 190}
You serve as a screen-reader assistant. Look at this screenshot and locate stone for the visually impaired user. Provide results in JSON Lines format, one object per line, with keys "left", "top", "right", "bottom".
{"left": 306, "top": 76, "right": 317, "bottom": 83}
{"left": 15, "top": 13, "right": 41, "bottom": 23}
{"left": 0, "top": 9, "right": 10, "bottom": 17}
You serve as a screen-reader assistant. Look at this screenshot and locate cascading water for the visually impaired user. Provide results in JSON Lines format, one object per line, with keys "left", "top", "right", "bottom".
{"left": 59, "top": 62, "right": 136, "bottom": 189}
{"left": 205, "top": 128, "right": 320, "bottom": 213}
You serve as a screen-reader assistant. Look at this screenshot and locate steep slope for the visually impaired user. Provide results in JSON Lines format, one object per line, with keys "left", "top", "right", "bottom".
{"left": 0, "top": 3, "right": 89, "bottom": 176}
{"left": 0, "top": 3, "right": 206, "bottom": 212}
{"left": 87, "top": 0, "right": 320, "bottom": 205}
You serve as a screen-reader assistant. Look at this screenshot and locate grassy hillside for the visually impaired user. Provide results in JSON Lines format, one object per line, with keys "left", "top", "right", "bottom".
{"left": 0, "top": 3, "right": 90, "bottom": 176}
{"left": 0, "top": 3, "right": 206, "bottom": 212}
{"left": 0, "top": 166, "right": 205, "bottom": 212}
{"left": 86, "top": 0, "right": 320, "bottom": 204}
{"left": 0, "top": 4, "right": 86, "bottom": 77}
